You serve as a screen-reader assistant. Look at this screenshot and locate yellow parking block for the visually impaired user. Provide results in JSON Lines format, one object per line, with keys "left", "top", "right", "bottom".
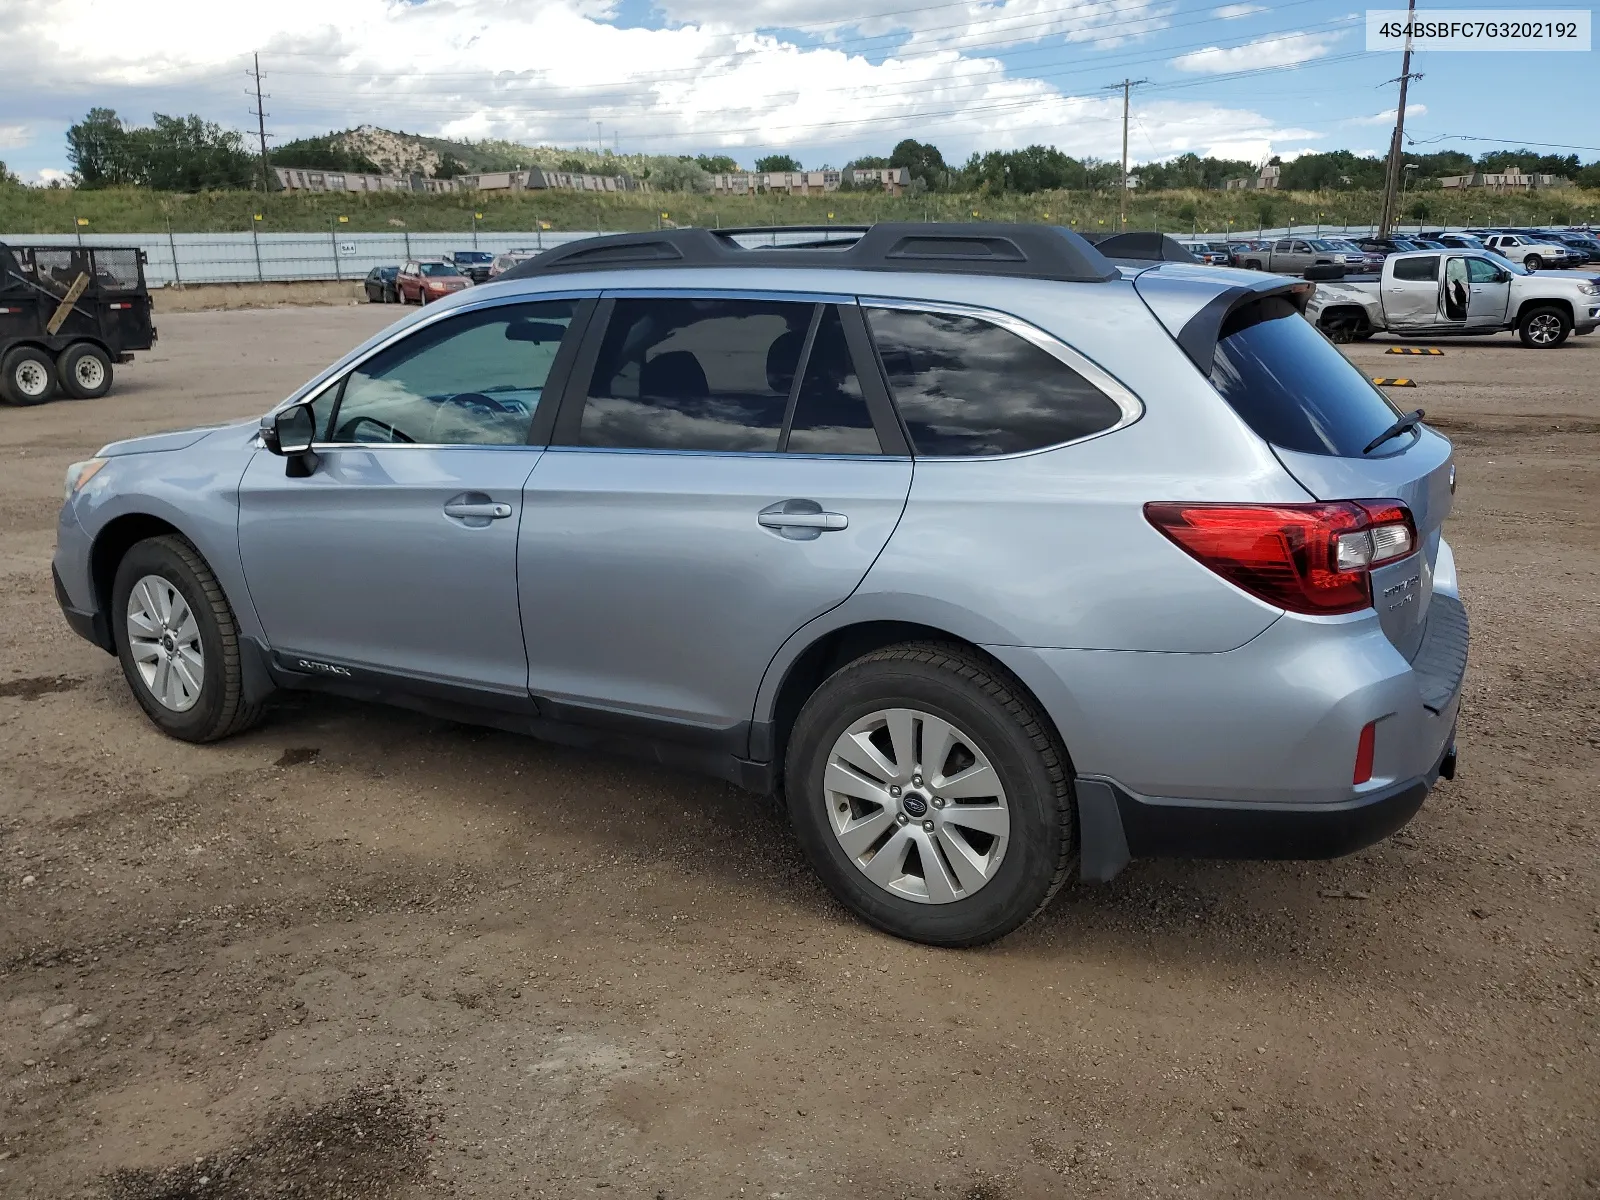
{"left": 1371, "top": 377, "right": 1417, "bottom": 387}
{"left": 1386, "top": 346, "right": 1444, "bottom": 355}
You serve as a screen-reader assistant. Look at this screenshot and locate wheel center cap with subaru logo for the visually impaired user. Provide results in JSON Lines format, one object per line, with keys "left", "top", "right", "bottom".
{"left": 902, "top": 793, "right": 929, "bottom": 818}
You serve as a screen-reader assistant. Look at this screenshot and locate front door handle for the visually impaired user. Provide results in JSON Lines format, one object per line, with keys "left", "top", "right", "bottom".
{"left": 444, "top": 501, "right": 512, "bottom": 519}
{"left": 759, "top": 499, "right": 849, "bottom": 541}
{"left": 443, "top": 493, "right": 513, "bottom": 528}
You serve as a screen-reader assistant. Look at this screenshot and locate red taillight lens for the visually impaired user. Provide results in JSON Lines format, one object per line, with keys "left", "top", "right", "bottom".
{"left": 1353, "top": 720, "right": 1376, "bottom": 784}
{"left": 1143, "top": 500, "right": 1416, "bottom": 615}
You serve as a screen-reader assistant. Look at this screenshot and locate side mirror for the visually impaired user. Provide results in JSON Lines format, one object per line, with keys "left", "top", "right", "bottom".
{"left": 261, "top": 402, "right": 319, "bottom": 476}
{"left": 267, "top": 402, "right": 316, "bottom": 454}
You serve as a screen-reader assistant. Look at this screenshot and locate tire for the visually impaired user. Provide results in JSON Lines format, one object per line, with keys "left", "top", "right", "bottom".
{"left": 112, "top": 535, "right": 266, "bottom": 743}
{"left": 1245, "top": 259, "right": 1262, "bottom": 270}
{"left": 0, "top": 345, "right": 58, "bottom": 406}
{"left": 784, "top": 642, "right": 1074, "bottom": 947}
{"left": 366, "top": 285, "right": 380, "bottom": 303}
{"left": 1517, "top": 305, "right": 1571, "bottom": 349}
{"left": 57, "top": 342, "right": 113, "bottom": 400}
{"left": 1524, "top": 255, "right": 1542, "bottom": 272}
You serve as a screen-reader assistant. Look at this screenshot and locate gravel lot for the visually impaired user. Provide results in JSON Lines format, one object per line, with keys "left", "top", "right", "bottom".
{"left": 1, "top": 307, "right": 1596, "bottom": 1199}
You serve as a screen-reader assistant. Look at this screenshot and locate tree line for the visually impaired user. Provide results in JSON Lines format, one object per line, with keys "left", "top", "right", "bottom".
{"left": 56, "top": 109, "right": 1600, "bottom": 195}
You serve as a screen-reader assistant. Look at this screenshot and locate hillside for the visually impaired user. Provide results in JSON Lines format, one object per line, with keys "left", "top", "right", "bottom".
{"left": 3, "top": 180, "right": 1595, "bottom": 238}
{"left": 327, "top": 126, "right": 657, "bottom": 178}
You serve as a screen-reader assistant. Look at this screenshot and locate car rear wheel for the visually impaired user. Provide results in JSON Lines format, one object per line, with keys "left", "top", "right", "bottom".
{"left": 57, "top": 342, "right": 113, "bottom": 399}
{"left": 784, "top": 642, "right": 1074, "bottom": 947}
{"left": 1518, "top": 305, "right": 1571, "bottom": 349}
{"left": 0, "top": 345, "right": 58, "bottom": 406}
{"left": 112, "top": 535, "right": 266, "bottom": 743}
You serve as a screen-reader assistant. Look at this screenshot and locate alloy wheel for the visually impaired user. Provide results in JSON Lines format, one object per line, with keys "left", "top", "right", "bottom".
{"left": 824, "top": 707, "right": 1010, "bottom": 904}
{"left": 126, "top": 574, "right": 204, "bottom": 712}
{"left": 1528, "top": 313, "right": 1562, "bottom": 345}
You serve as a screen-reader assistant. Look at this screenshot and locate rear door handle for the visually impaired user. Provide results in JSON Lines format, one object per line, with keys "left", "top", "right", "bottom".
{"left": 759, "top": 499, "right": 848, "bottom": 540}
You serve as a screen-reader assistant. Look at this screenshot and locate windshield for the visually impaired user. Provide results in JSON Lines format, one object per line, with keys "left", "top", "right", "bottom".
{"left": 1482, "top": 250, "right": 1529, "bottom": 276}
{"left": 1307, "top": 240, "right": 1339, "bottom": 251}
{"left": 420, "top": 263, "right": 461, "bottom": 277}
{"left": 455, "top": 252, "right": 493, "bottom": 263}
{"left": 1210, "top": 296, "right": 1402, "bottom": 458}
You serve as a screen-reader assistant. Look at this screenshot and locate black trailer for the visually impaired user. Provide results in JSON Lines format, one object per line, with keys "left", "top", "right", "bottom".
{"left": 0, "top": 242, "right": 156, "bottom": 406}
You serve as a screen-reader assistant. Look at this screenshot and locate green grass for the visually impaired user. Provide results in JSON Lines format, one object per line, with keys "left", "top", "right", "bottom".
{"left": 4, "top": 183, "right": 1598, "bottom": 236}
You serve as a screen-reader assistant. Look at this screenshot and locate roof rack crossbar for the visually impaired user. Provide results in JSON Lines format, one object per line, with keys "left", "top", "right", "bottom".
{"left": 500, "top": 223, "right": 1119, "bottom": 284}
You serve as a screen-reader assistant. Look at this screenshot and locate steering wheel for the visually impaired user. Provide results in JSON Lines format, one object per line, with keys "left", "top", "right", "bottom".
{"left": 335, "top": 415, "right": 415, "bottom": 443}
{"left": 441, "top": 391, "right": 517, "bottom": 414}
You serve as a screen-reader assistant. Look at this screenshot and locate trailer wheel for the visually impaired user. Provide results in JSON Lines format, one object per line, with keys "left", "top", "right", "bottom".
{"left": 0, "top": 346, "right": 58, "bottom": 406}
{"left": 58, "top": 343, "right": 114, "bottom": 400}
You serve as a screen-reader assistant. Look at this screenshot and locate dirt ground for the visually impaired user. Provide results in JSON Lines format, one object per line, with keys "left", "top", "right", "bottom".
{"left": 1, "top": 306, "right": 1596, "bottom": 1200}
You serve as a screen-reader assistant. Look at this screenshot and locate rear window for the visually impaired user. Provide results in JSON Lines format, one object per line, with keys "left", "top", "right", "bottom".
{"left": 1209, "top": 296, "right": 1401, "bottom": 458}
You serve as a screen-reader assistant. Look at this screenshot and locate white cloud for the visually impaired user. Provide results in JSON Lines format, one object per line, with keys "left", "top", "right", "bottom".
{"left": 1350, "top": 103, "right": 1426, "bottom": 125}
{"left": 1211, "top": 3, "right": 1265, "bottom": 18}
{"left": 0, "top": 0, "right": 1314, "bottom": 171}
{"left": 27, "top": 167, "right": 71, "bottom": 186}
{"left": 0, "top": 123, "right": 31, "bottom": 148}
{"left": 1172, "top": 30, "right": 1343, "bottom": 73}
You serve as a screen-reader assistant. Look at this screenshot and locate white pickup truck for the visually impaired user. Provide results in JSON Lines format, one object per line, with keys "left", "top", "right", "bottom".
{"left": 1304, "top": 248, "right": 1600, "bottom": 348}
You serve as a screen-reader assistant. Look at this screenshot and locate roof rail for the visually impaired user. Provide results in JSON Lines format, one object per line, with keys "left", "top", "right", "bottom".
{"left": 1083, "top": 232, "right": 1199, "bottom": 264}
{"left": 501, "top": 223, "right": 1119, "bottom": 284}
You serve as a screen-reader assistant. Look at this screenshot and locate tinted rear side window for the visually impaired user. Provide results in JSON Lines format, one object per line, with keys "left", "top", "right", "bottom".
{"left": 865, "top": 307, "right": 1124, "bottom": 457}
{"left": 787, "top": 306, "right": 878, "bottom": 455}
{"left": 579, "top": 297, "right": 812, "bottom": 451}
{"left": 1392, "top": 255, "right": 1440, "bottom": 281}
{"left": 1210, "top": 296, "right": 1401, "bottom": 458}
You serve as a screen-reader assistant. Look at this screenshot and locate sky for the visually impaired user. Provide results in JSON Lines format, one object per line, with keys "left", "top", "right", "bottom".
{"left": 0, "top": 0, "right": 1595, "bottom": 184}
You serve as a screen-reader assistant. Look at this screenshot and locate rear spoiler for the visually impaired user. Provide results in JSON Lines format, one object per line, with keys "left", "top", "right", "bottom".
{"left": 1082, "top": 232, "right": 1199, "bottom": 264}
{"left": 1166, "top": 279, "right": 1317, "bottom": 373}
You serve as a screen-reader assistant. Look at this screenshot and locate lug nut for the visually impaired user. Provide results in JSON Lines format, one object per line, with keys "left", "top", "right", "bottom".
{"left": 932, "top": 797, "right": 946, "bottom": 809}
{"left": 912, "top": 774, "right": 924, "bottom": 787}
{"left": 889, "top": 785, "right": 901, "bottom": 797}
{"left": 896, "top": 813, "right": 909, "bottom": 825}
{"left": 922, "top": 820, "right": 935, "bottom": 832}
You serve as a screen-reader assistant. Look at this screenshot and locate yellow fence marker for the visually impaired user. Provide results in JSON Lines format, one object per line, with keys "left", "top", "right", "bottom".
{"left": 1371, "top": 377, "right": 1417, "bottom": 387}
{"left": 45, "top": 273, "right": 90, "bottom": 335}
{"left": 1386, "top": 346, "right": 1444, "bottom": 355}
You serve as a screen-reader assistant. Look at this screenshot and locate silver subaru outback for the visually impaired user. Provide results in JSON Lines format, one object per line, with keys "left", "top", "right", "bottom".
{"left": 53, "top": 224, "right": 1466, "bottom": 947}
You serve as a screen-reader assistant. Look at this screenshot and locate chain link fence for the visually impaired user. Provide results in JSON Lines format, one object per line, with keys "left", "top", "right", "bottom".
{"left": 0, "top": 231, "right": 604, "bottom": 287}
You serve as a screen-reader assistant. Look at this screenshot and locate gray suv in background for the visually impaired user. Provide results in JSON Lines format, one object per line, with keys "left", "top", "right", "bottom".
{"left": 53, "top": 224, "right": 1466, "bottom": 947}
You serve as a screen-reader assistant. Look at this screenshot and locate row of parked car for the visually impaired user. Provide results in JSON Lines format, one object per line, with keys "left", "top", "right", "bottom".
{"left": 1179, "top": 227, "right": 1600, "bottom": 276}
{"left": 360, "top": 248, "right": 540, "bottom": 305}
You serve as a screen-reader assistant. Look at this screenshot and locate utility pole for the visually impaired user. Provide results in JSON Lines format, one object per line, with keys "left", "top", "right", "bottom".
{"left": 249, "top": 53, "right": 271, "bottom": 193}
{"left": 1104, "top": 78, "right": 1147, "bottom": 231}
{"left": 1377, "top": 0, "right": 1422, "bottom": 236}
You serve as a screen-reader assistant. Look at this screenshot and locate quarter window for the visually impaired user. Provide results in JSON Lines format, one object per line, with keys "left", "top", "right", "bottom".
{"left": 578, "top": 298, "right": 813, "bottom": 452}
{"left": 329, "top": 301, "right": 575, "bottom": 445}
{"left": 864, "top": 307, "right": 1125, "bottom": 457}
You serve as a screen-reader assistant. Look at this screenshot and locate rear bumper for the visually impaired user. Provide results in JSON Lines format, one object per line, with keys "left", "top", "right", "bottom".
{"left": 1076, "top": 735, "right": 1454, "bottom": 879}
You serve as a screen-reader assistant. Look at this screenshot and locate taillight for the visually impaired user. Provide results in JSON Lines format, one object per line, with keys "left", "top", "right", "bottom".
{"left": 1143, "top": 500, "right": 1417, "bottom": 615}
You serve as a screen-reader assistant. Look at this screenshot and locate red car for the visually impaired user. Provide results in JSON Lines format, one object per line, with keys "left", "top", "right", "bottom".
{"left": 395, "top": 259, "right": 470, "bottom": 304}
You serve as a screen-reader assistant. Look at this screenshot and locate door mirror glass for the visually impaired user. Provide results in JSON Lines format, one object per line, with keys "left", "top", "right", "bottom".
{"left": 272, "top": 403, "right": 316, "bottom": 455}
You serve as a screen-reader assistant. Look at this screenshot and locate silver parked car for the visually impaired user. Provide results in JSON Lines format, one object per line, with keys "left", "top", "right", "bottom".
{"left": 53, "top": 224, "right": 1466, "bottom": 947}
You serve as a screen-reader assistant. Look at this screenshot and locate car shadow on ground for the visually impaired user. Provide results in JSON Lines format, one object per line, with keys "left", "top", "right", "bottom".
{"left": 234, "top": 687, "right": 1444, "bottom": 974}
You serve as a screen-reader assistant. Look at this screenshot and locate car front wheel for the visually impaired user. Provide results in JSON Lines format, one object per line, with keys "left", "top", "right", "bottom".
{"left": 1524, "top": 254, "right": 1542, "bottom": 272}
{"left": 785, "top": 642, "right": 1075, "bottom": 947}
{"left": 112, "top": 535, "right": 266, "bottom": 743}
{"left": 1518, "top": 305, "right": 1571, "bottom": 348}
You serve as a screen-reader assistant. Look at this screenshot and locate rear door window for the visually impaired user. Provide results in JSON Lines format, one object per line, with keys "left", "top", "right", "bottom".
{"left": 1209, "top": 296, "right": 1402, "bottom": 458}
{"left": 786, "top": 306, "right": 879, "bottom": 455}
{"left": 864, "top": 306, "right": 1125, "bottom": 457}
{"left": 1392, "top": 256, "right": 1440, "bottom": 281}
{"left": 576, "top": 297, "right": 813, "bottom": 451}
